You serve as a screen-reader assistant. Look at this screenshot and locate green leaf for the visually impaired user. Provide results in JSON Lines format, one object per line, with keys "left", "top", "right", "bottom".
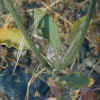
{"left": 49, "top": 17, "right": 61, "bottom": 53}
{"left": 68, "top": 16, "right": 86, "bottom": 44}
{"left": 61, "top": 16, "right": 86, "bottom": 68}
{"left": 61, "top": 72, "right": 91, "bottom": 89}
{"left": 38, "top": 14, "right": 49, "bottom": 40}
{"left": 34, "top": 8, "right": 46, "bottom": 29}
{"left": 34, "top": 8, "right": 61, "bottom": 53}
{"left": 61, "top": 0, "right": 96, "bottom": 69}
{"left": 34, "top": 9, "right": 50, "bottom": 40}
{"left": 34, "top": 8, "right": 61, "bottom": 67}
{"left": 49, "top": 17, "right": 61, "bottom": 67}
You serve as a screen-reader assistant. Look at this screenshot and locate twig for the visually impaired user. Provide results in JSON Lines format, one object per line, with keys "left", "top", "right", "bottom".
{"left": 88, "top": 60, "right": 100, "bottom": 76}
{"left": 39, "top": 0, "right": 72, "bottom": 26}
{"left": 34, "top": 0, "right": 63, "bottom": 29}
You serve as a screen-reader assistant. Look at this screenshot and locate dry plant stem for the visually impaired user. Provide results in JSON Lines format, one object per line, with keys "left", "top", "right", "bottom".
{"left": 75, "top": 0, "right": 89, "bottom": 8}
{"left": 88, "top": 60, "right": 100, "bottom": 76}
{"left": 13, "top": 37, "right": 24, "bottom": 72}
{"left": 25, "top": 68, "right": 46, "bottom": 100}
{"left": 70, "top": 58, "right": 77, "bottom": 71}
{"left": 44, "top": 0, "right": 61, "bottom": 10}
{"left": 79, "top": 0, "right": 89, "bottom": 7}
{"left": 46, "top": 0, "right": 50, "bottom": 5}
{"left": 34, "top": 0, "right": 62, "bottom": 29}
{"left": 72, "top": 90, "right": 80, "bottom": 100}
{"left": 4, "top": 0, "right": 52, "bottom": 70}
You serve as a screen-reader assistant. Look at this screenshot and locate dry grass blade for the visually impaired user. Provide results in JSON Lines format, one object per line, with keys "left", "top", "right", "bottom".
{"left": 39, "top": 0, "right": 72, "bottom": 26}
{"left": 25, "top": 67, "right": 46, "bottom": 100}
{"left": 44, "top": 0, "right": 61, "bottom": 10}
{"left": 88, "top": 60, "right": 100, "bottom": 76}
{"left": 13, "top": 37, "right": 24, "bottom": 72}
{"left": 72, "top": 90, "right": 80, "bottom": 100}
{"left": 34, "top": 0, "right": 62, "bottom": 29}
{"left": 78, "top": 0, "right": 89, "bottom": 7}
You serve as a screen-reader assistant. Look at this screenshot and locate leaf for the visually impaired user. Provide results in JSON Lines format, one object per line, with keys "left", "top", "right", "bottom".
{"left": 34, "top": 8, "right": 46, "bottom": 29}
{"left": 38, "top": 11, "right": 61, "bottom": 67}
{"left": 61, "top": 0, "right": 96, "bottom": 69}
{"left": 68, "top": 16, "right": 86, "bottom": 44}
{"left": 38, "top": 14, "right": 49, "bottom": 40}
{"left": 61, "top": 27, "right": 84, "bottom": 69}
{"left": 34, "top": 8, "right": 61, "bottom": 53}
{"left": 49, "top": 17, "right": 61, "bottom": 53}
{"left": 34, "top": 8, "right": 50, "bottom": 40}
{"left": 61, "top": 72, "right": 91, "bottom": 89}
{"left": 61, "top": 16, "right": 86, "bottom": 68}
{"left": 0, "top": 26, "right": 29, "bottom": 49}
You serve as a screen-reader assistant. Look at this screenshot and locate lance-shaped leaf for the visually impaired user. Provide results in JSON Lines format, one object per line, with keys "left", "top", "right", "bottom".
{"left": 34, "top": 9, "right": 61, "bottom": 53}
{"left": 61, "top": 16, "right": 86, "bottom": 69}
{"left": 49, "top": 17, "right": 61, "bottom": 53}
{"left": 61, "top": 72, "right": 91, "bottom": 89}
{"left": 61, "top": 0, "right": 96, "bottom": 69}
{"left": 37, "top": 14, "right": 49, "bottom": 40}
{"left": 68, "top": 16, "right": 86, "bottom": 44}
{"left": 34, "top": 9, "right": 49, "bottom": 40}
{"left": 34, "top": 8, "right": 47, "bottom": 29}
